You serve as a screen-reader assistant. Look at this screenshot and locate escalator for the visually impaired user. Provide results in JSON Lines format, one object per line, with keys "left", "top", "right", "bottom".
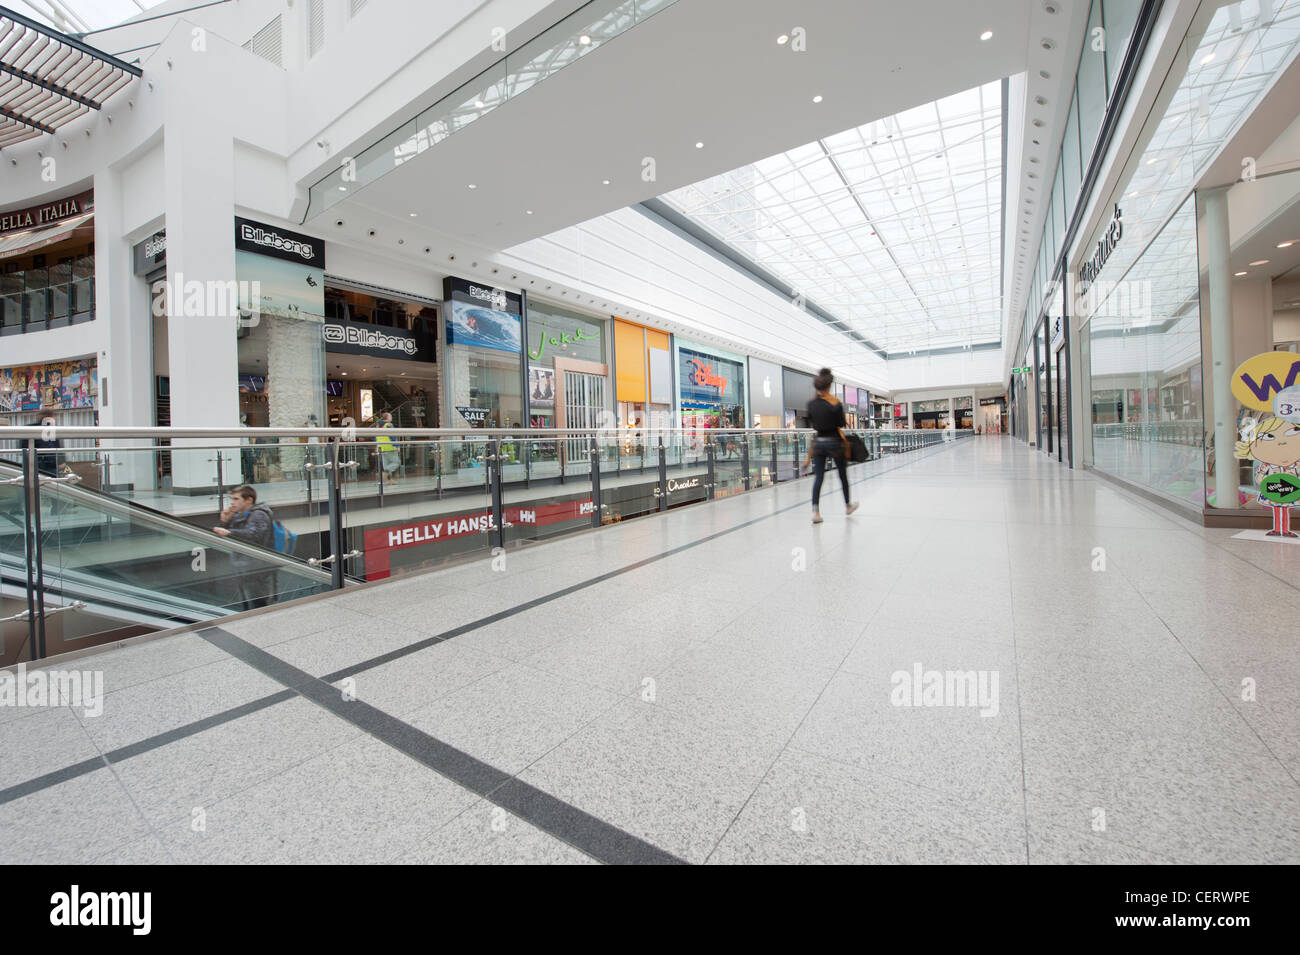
{"left": 0, "top": 460, "right": 334, "bottom": 665}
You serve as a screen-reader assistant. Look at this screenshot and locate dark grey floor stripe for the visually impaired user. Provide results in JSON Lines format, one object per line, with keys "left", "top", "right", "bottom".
{"left": 0, "top": 690, "right": 297, "bottom": 807}
{"left": 0, "top": 755, "right": 110, "bottom": 804}
{"left": 2, "top": 442, "right": 956, "bottom": 808}
{"left": 200, "top": 626, "right": 685, "bottom": 865}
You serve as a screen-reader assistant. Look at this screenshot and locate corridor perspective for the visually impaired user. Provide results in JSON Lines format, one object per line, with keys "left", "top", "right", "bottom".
{"left": 3, "top": 0, "right": 1300, "bottom": 925}
{"left": 4, "top": 436, "right": 1297, "bottom": 867}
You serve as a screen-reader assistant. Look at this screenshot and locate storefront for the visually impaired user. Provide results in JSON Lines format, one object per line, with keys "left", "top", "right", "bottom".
{"left": 1072, "top": 1, "right": 1300, "bottom": 515}
{"left": 525, "top": 299, "right": 609, "bottom": 430}
{"left": 748, "top": 357, "right": 784, "bottom": 428}
{"left": 955, "top": 396, "right": 975, "bottom": 430}
{"left": 783, "top": 367, "right": 815, "bottom": 428}
{"left": 233, "top": 217, "right": 327, "bottom": 432}
{"left": 321, "top": 285, "right": 439, "bottom": 432}
{"left": 613, "top": 317, "right": 673, "bottom": 434}
{"left": 442, "top": 277, "right": 524, "bottom": 430}
{"left": 979, "top": 396, "right": 1006, "bottom": 433}
{"left": 911, "top": 399, "right": 950, "bottom": 430}
{"left": 0, "top": 189, "right": 95, "bottom": 336}
{"left": 676, "top": 339, "right": 746, "bottom": 430}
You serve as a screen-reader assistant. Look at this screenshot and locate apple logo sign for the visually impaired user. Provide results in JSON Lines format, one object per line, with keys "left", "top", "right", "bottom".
{"left": 762, "top": 376, "right": 772, "bottom": 398}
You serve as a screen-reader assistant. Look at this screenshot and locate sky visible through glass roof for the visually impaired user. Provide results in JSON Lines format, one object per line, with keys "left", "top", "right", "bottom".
{"left": 10, "top": 0, "right": 166, "bottom": 35}
{"left": 663, "top": 81, "right": 1004, "bottom": 355}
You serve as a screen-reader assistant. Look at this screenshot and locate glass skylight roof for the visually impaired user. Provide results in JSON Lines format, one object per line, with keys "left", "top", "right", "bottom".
{"left": 11, "top": 1, "right": 167, "bottom": 34}
{"left": 662, "top": 81, "right": 1003, "bottom": 354}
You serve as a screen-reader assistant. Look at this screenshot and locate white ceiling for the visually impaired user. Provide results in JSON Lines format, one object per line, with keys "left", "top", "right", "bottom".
{"left": 324, "top": 0, "right": 1040, "bottom": 252}
{"left": 312, "top": 0, "right": 1100, "bottom": 361}
{"left": 10, "top": 0, "right": 164, "bottom": 34}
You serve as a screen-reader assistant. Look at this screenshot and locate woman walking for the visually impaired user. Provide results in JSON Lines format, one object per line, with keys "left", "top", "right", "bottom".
{"left": 801, "top": 368, "right": 858, "bottom": 524}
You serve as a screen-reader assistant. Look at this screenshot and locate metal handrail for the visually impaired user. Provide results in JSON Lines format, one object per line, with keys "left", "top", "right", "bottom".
{"left": 1, "top": 425, "right": 914, "bottom": 440}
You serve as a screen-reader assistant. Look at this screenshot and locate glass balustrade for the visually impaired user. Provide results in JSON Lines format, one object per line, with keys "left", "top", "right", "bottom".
{"left": 0, "top": 425, "right": 960, "bottom": 659}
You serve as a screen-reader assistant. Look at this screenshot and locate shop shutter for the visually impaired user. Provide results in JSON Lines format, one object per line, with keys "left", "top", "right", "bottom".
{"left": 242, "top": 15, "right": 283, "bottom": 68}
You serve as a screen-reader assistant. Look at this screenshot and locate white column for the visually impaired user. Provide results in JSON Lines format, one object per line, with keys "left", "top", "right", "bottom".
{"left": 94, "top": 169, "right": 157, "bottom": 491}
{"left": 162, "top": 98, "right": 240, "bottom": 491}
{"left": 947, "top": 396, "right": 955, "bottom": 431}
{"left": 1205, "top": 188, "right": 1238, "bottom": 510}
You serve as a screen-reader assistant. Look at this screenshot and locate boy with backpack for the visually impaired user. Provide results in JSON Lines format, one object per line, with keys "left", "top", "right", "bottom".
{"left": 213, "top": 484, "right": 292, "bottom": 610}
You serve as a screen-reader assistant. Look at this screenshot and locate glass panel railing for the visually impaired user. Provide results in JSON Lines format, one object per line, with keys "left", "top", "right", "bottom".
{"left": 305, "top": 0, "right": 683, "bottom": 218}
{"left": 2, "top": 426, "right": 972, "bottom": 660}
{"left": 14, "top": 454, "right": 332, "bottom": 658}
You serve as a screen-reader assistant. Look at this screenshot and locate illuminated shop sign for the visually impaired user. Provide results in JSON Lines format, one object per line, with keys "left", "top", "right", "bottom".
{"left": 1077, "top": 204, "right": 1122, "bottom": 290}
{"left": 0, "top": 189, "right": 93, "bottom": 236}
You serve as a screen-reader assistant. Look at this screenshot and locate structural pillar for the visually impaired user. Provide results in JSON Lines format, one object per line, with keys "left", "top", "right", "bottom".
{"left": 1204, "top": 188, "right": 1239, "bottom": 509}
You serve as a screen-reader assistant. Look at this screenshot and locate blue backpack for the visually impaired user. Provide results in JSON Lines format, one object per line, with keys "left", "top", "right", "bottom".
{"left": 254, "top": 505, "right": 297, "bottom": 556}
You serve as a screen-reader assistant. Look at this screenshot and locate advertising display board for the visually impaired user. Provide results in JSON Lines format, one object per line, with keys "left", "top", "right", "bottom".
{"left": 0, "top": 358, "right": 97, "bottom": 412}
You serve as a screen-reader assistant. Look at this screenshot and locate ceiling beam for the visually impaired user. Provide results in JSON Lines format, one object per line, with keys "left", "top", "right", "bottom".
{"left": 0, "top": 103, "right": 56, "bottom": 134}
{"left": 0, "top": 60, "right": 102, "bottom": 109}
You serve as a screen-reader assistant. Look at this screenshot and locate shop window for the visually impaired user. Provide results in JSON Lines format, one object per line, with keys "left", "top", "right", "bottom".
{"left": 1063, "top": 97, "right": 1082, "bottom": 219}
{"left": 1102, "top": 0, "right": 1143, "bottom": 95}
{"left": 1077, "top": 0, "right": 1108, "bottom": 169}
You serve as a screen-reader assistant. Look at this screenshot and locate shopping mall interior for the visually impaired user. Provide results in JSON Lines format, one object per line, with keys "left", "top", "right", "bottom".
{"left": 1, "top": 0, "right": 1298, "bottom": 894}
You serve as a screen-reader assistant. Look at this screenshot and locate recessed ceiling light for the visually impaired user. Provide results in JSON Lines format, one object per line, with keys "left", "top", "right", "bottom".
{"left": 1250, "top": 259, "right": 1269, "bottom": 266}
{"left": 468, "top": 183, "right": 477, "bottom": 189}
{"left": 1235, "top": 271, "right": 1248, "bottom": 276}
{"left": 777, "top": 34, "right": 789, "bottom": 44}
{"left": 578, "top": 35, "right": 591, "bottom": 45}
{"left": 980, "top": 30, "right": 993, "bottom": 40}
{"left": 602, "top": 179, "right": 611, "bottom": 185}
{"left": 812, "top": 95, "right": 823, "bottom": 103}
{"left": 1278, "top": 241, "right": 1294, "bottom": 248}
{"left": 526, "top": 210, "right": 534, "bottom": 215}
{"left": 1039, "top": 70, "right": 1051, "bottom": 79}
{"left": 474, "top": 99, "right": 485, "bottom": 108}
{"left": 338, "top": 186, "right": 347, "bottom": 191}
{"left": 695, "top": 141, "right": 704, "bottom": 148}
{"left": 1200, "top": 52, "right": 1215, "bottom": 65}
{"left": 408, "top": 212, "right": 417, "bottom": 217}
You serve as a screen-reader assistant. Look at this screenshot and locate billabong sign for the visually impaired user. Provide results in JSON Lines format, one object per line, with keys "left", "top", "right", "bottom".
{"left": 234, "top": 217, "right": 325, "bottom": 268}
{"left": 322, "top": 319, "right": 421, "bottom": 357}
{"left": 457, "top": 405, "right": 489, "bottom": 425}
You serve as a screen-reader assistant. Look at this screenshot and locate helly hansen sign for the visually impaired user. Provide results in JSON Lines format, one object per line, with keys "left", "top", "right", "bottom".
{"left": 363, "top": 500, "right": 595, "bottom": 579}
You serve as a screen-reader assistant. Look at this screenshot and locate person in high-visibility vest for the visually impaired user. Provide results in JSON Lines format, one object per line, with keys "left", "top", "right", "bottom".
{"left": 377, "top": 412, "right": 401, "bottom": 482}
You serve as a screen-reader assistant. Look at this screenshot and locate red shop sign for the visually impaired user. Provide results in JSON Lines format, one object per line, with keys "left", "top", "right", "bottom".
{"left": 362, "top": 499, "right": 595, "bottom": 579}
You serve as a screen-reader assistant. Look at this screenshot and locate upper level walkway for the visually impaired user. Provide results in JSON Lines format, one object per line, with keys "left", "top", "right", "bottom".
{"left": 2, "top": 436, "right": 1298, "bottom": 864}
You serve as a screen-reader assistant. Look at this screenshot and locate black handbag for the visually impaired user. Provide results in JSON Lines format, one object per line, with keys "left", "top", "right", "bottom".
{"left": 845, "top": 433, "right": 868, "bottom": 463}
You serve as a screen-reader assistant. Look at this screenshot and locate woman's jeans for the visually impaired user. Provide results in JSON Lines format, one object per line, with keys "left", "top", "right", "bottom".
{"left": 811, "top": 436, "right": 849, "bottom": 508}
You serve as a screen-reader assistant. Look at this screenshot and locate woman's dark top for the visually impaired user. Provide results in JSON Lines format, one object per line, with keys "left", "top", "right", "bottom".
{"left": 808, "top": 396, "right": 846, "bottom": 438}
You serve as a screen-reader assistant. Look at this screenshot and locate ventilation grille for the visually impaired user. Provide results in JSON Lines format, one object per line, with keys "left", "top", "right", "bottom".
{"left": 308, "top": 0, "right": 325, "bottom": 57}
{"left": 242, "top": 15, "right": 283, "bottom": 68}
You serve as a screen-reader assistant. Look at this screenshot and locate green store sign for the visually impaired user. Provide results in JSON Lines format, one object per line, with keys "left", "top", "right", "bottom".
{"left": 1259, "top": 473, "right": 1300, "bottom": 506}
{"left": 528, "top": 326, "right": 599, "bottom": 362}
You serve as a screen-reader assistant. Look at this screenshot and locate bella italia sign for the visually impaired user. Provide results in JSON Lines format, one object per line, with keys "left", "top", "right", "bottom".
{"left": 0, "top": 189, "right": 93, "bottom": 236}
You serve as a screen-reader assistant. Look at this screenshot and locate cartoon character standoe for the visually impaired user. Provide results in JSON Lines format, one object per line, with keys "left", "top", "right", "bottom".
{"left": 1234, "top": 416, "right": 1300, "bottom": 538}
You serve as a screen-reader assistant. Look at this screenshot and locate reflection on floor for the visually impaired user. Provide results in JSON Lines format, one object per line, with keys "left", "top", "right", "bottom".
{"left": 2, "top": 435, "right": 1298, "bottom": 864}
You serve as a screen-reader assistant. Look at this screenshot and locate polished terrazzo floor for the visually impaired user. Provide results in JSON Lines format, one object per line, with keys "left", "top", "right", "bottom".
{"left": 2, "top": 435, "right": 1298, "bottom": 864}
